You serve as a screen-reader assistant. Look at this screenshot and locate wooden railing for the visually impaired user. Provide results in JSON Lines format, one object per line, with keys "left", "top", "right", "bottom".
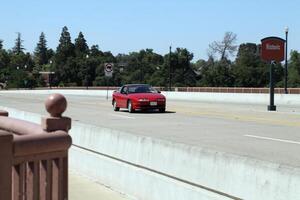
{"left": 0, "top": 93, "right": 72, "bottom": 200}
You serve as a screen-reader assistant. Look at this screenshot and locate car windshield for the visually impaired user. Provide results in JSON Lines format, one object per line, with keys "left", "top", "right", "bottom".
{"left": 128, "top": 85, "right": 156, "bottom": 93}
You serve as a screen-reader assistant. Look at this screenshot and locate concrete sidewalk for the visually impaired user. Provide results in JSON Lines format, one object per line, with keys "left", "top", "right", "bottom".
{"left": 69, "top": 171, "right": 131, "bottom": 200}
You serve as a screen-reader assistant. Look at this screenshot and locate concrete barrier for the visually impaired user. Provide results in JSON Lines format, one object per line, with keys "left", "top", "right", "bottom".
{"left": 162, "top": 91, "right": 300, "bottom": 105}
{"left": 1, "top": 89, "right": 300, "bottom": 105}
{"left": 2, "top": 106, "right": 300, "bottom": 200}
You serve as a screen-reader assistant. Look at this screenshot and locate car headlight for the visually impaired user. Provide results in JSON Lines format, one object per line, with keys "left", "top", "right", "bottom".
{"left": 138, "top": 98, "right": 149, "bottom": 102}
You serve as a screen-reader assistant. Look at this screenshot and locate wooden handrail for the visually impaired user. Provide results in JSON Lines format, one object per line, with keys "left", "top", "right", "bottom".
{"left": 13, "top": 131, "right": 72, "bottom": 157}
{"left": 0, "top": 93, "right": 72, "bottom": 200}
{"left": 0, "top": 117, "right": 43, "bottom": 135}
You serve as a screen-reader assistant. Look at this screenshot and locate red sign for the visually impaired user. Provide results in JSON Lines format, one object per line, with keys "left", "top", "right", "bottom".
{"left": 261, "top": 37, "right": 285, "bottom": 62}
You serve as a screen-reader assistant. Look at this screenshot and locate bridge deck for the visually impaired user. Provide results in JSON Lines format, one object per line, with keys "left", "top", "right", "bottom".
{"left": 0, "top": 93, "right": 299, "bottom": 167}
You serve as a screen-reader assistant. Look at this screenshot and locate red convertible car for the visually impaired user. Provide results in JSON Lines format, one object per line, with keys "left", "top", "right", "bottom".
{"left": 112, "top": 84, "right": 166, "bottom": 113}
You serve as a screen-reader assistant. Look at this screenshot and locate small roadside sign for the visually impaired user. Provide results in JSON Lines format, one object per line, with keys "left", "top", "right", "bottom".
{"left": 261, "top": 36, "right": 285, "bottom": 112}
{"left": 261, "top": 37, "right": 285, "bottom": 62}
{"left": 104, "top": 63, "right": 114, "bottom": 77}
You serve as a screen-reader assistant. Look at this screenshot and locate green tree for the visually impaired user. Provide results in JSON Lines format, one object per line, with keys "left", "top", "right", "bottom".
{"left": 113, "top": 49, "right": 164, "bottom": 86}
{"left": 56, "top": 26, "right": 74, "bottom": 59}
{"left": 212, "top": 59, "right": 234, "bottom": 87}
{"left": 5, "top": 51, "right": 35, "bottom": 88}
{"left": 171, "top": 48, "right": 196, "bottom": 87}
{"left": 53, "top": 26, "right": 76, "bottom": 86}
{"left": 34, "top": 32, "right": 48, "bottom": 65}
{"left": 74, "top": 32, "right": 90, "bottom": 86}
{"left": 197, "top": 57, "right": 213, "bottom": 86}
{"left": 13, "top": 32, "right": 25, "bottom": 54}
{"left": 288, "top": 50, "right": 300, "bottom": 87}
{"left": 90, "top": 45, "right": 104, "bottom": 57}
{"left": 0, "top": 47, "right": 10, "bottom": 82}
{"left": 138, "top": 49, "right": 164, "bottom": 85}
{"left": 0, "top": 40, "right": 3, "bottom": 49}
{"left": 233, "top": 43, "right": 267, "bottom": 87}
{"left": 74, "top": 32, "right": 89, "bottom": 56}
{"left": 197, "top": 57, "right": 233, "bottom": 87}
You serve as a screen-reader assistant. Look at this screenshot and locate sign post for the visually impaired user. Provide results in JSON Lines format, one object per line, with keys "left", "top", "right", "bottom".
{"left": 268, "top": 61, "right": 276, "bottom": 111}
{"left": 261, "top": 37, "right": 285, "bottom": 111}
{"left": 104, "top": 63, "right": 114, "bottom": 100}
{"left": 104, "top": 63, "right": 113, "bottom": 77}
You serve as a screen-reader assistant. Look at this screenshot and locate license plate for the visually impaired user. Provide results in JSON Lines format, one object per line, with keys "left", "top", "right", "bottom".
{"left": 150, "top": 101, "right": 157, "bottom": 106}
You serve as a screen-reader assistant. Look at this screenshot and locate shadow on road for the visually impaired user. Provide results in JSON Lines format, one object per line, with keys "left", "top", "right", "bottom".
{"left": 119, "top": 110, "right": 176, "bottom": 114}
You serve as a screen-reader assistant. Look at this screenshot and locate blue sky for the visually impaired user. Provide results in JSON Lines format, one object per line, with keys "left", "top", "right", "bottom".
{"left": 0, "top": 0, "right": 299, "bottom": 61}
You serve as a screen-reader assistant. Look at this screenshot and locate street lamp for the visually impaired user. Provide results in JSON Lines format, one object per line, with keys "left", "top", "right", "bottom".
{"left": 24, "top": 65, "right": 28, "bottom": 88}
{"left": 85, "top": 55, "right": 89, "bottom": 89}
{"left": 16, "top": 66, "right": 20, "bottom": 89}
{"left": 169, "top": 46, "right": 172, "bottom": 91}
{"left": 284, "top": 27, "right": 289, "bottom": 94}
{"left": 49, "top": 60, "right": 52, "bottom": 89}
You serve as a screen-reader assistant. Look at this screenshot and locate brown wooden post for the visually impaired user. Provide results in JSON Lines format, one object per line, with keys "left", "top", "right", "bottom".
{"left": 0, "top": 131, "right": 13, "bottom": 200}
{"left": 41, "top": 93, "right": 71, "bottom": 200}
{"left": 0, "top": 94, "right": 71, "bottom": 200}
{"left": 42, "top": 93, "right": 71, "bottom": 132}
{"left": 0, "top": 110, "right": 9, "bottom": 116}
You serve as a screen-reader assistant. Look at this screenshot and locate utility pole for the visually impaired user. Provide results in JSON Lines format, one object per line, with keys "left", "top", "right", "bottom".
{"left": 86, "top": 54, "right": 89, "bottom": 90}
{"left": 284, "top": 27, "right": 289, "bottom": 94}
{"left": 169, "top": 46, "right": 172, "bottom": 91}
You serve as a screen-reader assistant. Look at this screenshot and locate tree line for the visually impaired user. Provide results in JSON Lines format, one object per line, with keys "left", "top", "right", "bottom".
{"left": 0, "top": 27, "right": 300, "bottom": 89}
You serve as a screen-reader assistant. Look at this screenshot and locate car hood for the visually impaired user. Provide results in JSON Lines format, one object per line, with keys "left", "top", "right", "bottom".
{"left": 128, "top": 93, "right": 165, "bottom": 100}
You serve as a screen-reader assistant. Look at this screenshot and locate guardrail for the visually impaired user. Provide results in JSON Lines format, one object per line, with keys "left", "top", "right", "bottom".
{"left": 174, "top": 87, "right": 300, "bottom": 94}
{"left": 14, "top": 86, "right": 300, "bottom": 94}
{"left": 0, "top": 93, "right": 72, "bottom": 200}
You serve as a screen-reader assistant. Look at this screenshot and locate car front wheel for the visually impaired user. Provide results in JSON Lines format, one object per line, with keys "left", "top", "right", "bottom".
{"left": 128, "top": 100, "right": 134, "bottom": 113}
{"left": 113, "top": 100, "right": 120, "bottom": 111}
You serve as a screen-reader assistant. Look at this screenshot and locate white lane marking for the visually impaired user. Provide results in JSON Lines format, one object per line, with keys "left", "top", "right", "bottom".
{"left": 244, "top": 134, "right": 300, "bottom": 145}
{"left": 109, "top": 114, "right": 135, "bottom": 119}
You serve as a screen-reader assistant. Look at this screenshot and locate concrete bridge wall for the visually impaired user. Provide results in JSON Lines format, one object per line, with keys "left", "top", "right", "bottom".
{"left": 1, "top": 89, "right": 300, "bottom": 105}
{"left": 1, "top": 104, "right": 300, "bottom": 200}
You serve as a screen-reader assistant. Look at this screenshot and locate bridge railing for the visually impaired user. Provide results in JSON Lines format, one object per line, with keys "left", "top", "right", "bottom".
{"left": 0, "top": 94, "right": 72, "bottom": 200}
{"left": 29, "top": 86, "right": 300, "bottom": 94}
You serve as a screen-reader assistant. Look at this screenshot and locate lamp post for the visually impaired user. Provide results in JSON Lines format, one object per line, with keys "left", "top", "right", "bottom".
{"left": 49, "top": 60, "right": 53, "bottom": 89}
{"left": 16, "top": 66, "right": 19, "bottom": 89}
{"left": 284, "top": 27, "right": 289, "bottom": 94}
{"left": 169, "top": 46, "right": 172, "bottom": 91}
{"left": 24, "top": 65, "right": 27, "bottom": 88}
{"left": 85, "top": 54, "right": 89, "bottom": 89}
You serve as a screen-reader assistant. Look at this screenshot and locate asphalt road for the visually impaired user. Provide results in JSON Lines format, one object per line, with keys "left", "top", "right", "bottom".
{"left": 1, "top": 93, "right": 300, "bottom": 168}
